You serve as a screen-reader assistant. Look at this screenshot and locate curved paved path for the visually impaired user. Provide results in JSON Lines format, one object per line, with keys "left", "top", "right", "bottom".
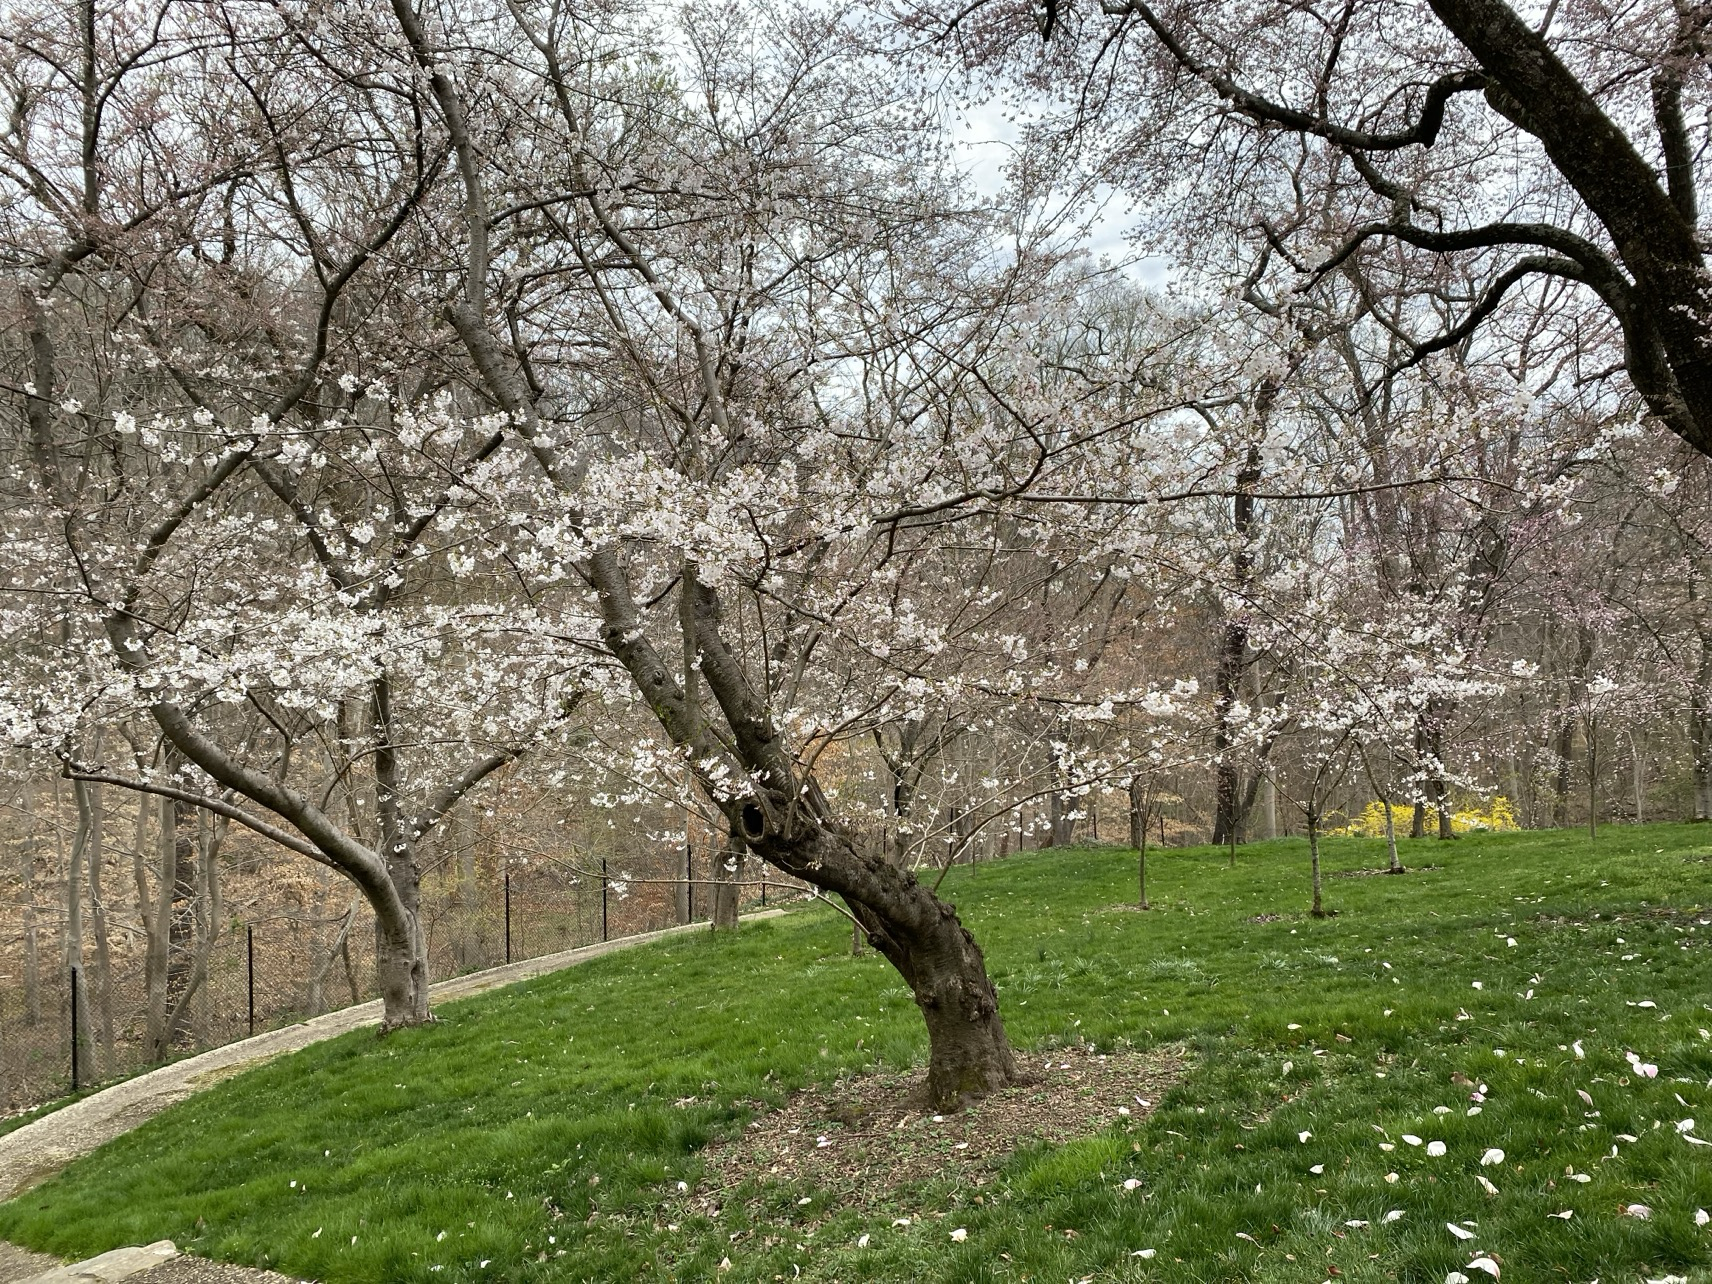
{"left": 1, "top": 910, "right": 784, "bottom": 1207}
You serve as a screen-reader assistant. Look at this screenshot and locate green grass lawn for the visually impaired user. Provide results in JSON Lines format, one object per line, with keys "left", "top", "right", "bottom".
{"left": 5, "top": 826, "right": 1712, "bottom": 1283}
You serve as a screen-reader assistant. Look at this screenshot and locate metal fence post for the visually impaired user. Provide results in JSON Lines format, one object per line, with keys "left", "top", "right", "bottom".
{"left": 601, "top": 858, "right": 609, "bottom": 941}
{"left": 247, "top": 924, "right": 255, "bottom": 1037}
{"left": 685, "top": 844, "right": 693, "bottom": 922}
{"left": 504, "top": 866, "right": 512, "bottom": 963}
{"left": 69, "top": 965, "right": 80, "bottom": 1092}
{"left": 760, "top": 866, "right": 766, "bottom": 906}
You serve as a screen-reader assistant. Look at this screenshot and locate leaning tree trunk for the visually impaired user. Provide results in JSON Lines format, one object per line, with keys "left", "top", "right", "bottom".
{"left": 742, "top": 812, "right": 1017, "bottom": 1110}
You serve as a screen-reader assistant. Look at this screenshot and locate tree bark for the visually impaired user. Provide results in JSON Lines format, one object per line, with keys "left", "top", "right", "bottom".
{"left": 1692, "top": 634, "right": 1712, "bottom": 821}
{"left": 1586, "top": 712, "right": 1598, "bottom": 839}
{"left": 1425, "top": 0, "right": 1712, "bottom": 459}
{"left": 1129, "top": 779, "right": 1151, "bottom": 910}
{"left": 18, "top": 785, "right": 41, "bottom": 1026}
{"left": 63, "top": 775, "right": 90, "bottom": 1078}
{"left": 757, "top": 823, "right": 1016, "bottom": 1108}
{"left": 1212, "top": 444, "right": 1262, "bottom": 847}
{"left": 1308, "top": 806, "right": 1325, "bottom": 917}
{"left": 82, "top": 779, "right": 116, "bottom": 1072}
{"left": 1384, "top": 798, "right": 1401, "bottom": 874}
{"left": 146, "top": 795, "right": 175, "bottom": 1060}
{"left": 711, "top": 826, "right": 740, "bottom": 931}
{"left": 676, "top": 843, "right": 692, "bottom": 925}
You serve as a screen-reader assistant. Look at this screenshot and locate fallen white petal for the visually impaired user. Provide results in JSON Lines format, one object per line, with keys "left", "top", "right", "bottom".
{"left": 1549, "top": 1210, "right": 1572, "bottom": 1220}
{"left": 1480, "top": 1148, "right": 1505, "bottom": 1166}
{"left": 1427, "top": 1140, "right": 1447, "bottom": 1157}
{"left": 950, "top": 1228, "right": 967, "bottom": 1243}
{"left": 1447, "top": 1222, "right": 1476, "bottom": 1240}
{"left": 1403, "top": 1134, "right": 1423, "bottom": 1147}
{"left": 1382, "top": 1209, "right": 1405, "bottom": 1223}
{"left": 1131, "top": 1249, "right": 1157, "bottom": 1259}
{"left": 1625, "top": 1204, "right": 1653, "bottom": 1219}
{"left": 1467, "top": 1256, "right": 1500, "bottom": 1278}
{"left": 1476, "top": 1175, "right": 1499, "bottom": 1196}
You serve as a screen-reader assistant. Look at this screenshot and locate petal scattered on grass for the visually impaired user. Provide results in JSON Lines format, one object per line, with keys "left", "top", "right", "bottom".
{"left": 1480, "top": 1148, "right": 1505, "bottom": 1166}
{"left": 1446, "top": 1223, "right": 1476, "bottom": 1241}
{"left": 1625, "top": 1204, "right": 1653, "bottom": 1220}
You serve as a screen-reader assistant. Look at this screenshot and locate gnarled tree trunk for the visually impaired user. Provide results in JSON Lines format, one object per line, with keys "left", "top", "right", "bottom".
{"left": 743, "top": 813, "right": 1016, "bottom": 1109}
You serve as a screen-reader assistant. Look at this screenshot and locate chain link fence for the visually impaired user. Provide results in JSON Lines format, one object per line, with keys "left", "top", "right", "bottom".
{"left": 2, "top": 846, "right": 805, "bottom": 1116}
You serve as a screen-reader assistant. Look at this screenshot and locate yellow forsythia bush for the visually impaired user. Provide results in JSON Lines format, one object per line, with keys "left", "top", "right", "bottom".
{"left": 1330, "top": 796, "right": 1519, "bottom": 837}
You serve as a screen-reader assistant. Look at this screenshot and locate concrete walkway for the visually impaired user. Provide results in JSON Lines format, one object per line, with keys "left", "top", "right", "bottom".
{"left": 1, "top": 910, "right": 783, "bottom": 1206}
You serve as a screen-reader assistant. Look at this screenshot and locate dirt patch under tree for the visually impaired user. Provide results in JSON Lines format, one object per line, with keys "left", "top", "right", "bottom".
{"left": 697, "top": 1043, "right": 1189, "bottom": 1216}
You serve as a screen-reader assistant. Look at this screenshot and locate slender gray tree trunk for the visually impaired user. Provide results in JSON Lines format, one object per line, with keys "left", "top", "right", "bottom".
{"left": 1129, "top": 779, "right": 1150, "bottom": 910}
{"left": 1308, "top": 806, "right": 1325, "bottom": 917}
{"left": 711, "top": 827, "right": 740, "bottom": 932}
{"left": 18, "top": 783, "right": 41, "bottom": 1026}
{"left": 64, "top": 775, "right": 90, "bottom": 1077}
{"left": 82, "top": 779, "right": 116, "bottom": 1072}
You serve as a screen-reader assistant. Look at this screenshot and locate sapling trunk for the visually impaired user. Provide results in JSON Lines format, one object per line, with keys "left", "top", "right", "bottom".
{"left": 1308, "top": 807, "right": 1325, "bottom": 917}
{"left": 1587, "top": 713, "right": 1598, "bottom": 839}
{"left": 1138, "top": 820, "right": 1150, "bottom": 911}
{"left": 1383, "top": 798, "right": 1401, "bottom": 874}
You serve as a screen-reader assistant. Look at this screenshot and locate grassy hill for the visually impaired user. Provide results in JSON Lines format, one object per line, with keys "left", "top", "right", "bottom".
{"left": 4, "top": 827, "right": 1711, "bottom": 1283}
